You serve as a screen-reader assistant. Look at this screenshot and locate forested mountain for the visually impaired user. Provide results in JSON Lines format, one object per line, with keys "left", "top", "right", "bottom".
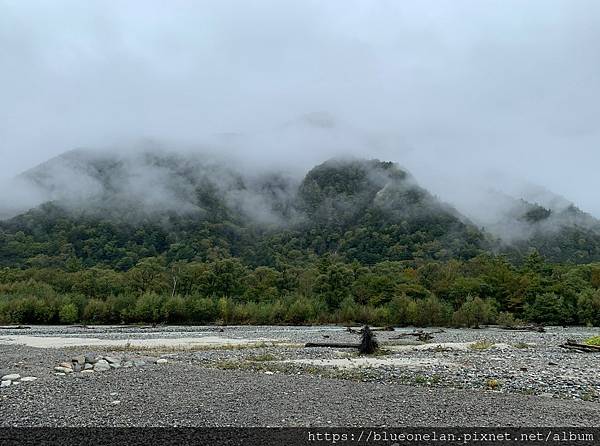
{"left": 0, "top": 152, "right": 485, "bottom": 270}
{"left": 1, "top": 150, "right": 600, "bottom": 327}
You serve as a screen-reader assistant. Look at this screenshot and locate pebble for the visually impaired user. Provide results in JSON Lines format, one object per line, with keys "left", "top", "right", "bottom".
{"left": 20, "top": 377, "right": 37, "bottom": 382}
{"left": 54, "top": 367, "right": 72, "bottom": 373}
{"left": 156, "top": 359, "right": 168, "bottom": 364}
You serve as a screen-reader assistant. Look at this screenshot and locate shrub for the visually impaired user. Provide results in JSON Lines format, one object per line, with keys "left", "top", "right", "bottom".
{"left": 59, "top": 303, "right": 79, "bottom": 324}
{"left": 452, "top": 296, "right": 497, "bottom": 328}
{"left": 83, "top": 299, "right": 109, "bottom": 323}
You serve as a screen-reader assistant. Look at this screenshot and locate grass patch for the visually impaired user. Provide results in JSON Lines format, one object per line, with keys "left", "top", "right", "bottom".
{"left": 247, "top": 353, "right": 277, "bottom": 362}
{"left": 512, "top": 342, "right": 531, "bottom": 349}
{"left": 486, "top": 378, "right": 500, "bottom": 390}
{"left": 584, "top": 336, "right": 600, "bottom": 346}
{"left": 470, "top": 340, "right": 495, "bottom": 351}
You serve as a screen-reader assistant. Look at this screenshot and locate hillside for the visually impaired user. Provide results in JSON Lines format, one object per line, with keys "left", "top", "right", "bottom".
{"left": 0, "top": 151, "right": 485, "bottom": 269}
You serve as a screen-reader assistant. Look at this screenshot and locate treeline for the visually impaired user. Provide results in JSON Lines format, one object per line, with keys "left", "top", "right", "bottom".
{"left": 1, "top": 251, "right": 600, "bottom": 326}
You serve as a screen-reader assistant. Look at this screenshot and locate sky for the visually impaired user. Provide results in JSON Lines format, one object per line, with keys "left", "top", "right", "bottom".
{"left": 1, "top": 0, "right": 599, "bottom": 215}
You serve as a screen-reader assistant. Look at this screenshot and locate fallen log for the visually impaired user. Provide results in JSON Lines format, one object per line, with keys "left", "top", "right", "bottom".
{"left": 390, "top": 329, "right": 444, "bottom": 342}
{"left": 346, "top": 326, "right": 395, "bottom": 334}
{"left": 306, "top": 325, "right": 379, "bottom": 354}
{"left": 559, "top": 339, "right": 600, "bottom": 353}
{"left": 0, "top": 325, "right": 30, "bottom": 330}
{"left": 305, "top": 342, "right": 359, "bottom": 349}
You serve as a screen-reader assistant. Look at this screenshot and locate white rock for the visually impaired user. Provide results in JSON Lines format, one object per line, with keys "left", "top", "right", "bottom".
{"left": 80, "top": 370, "right": 94, "bottom": 374}
{"left": 156, "top": 359, "right": 168, "bottom": 364}
{"left": 264, "top": 371, "right": 274, "bottom": 375}
{"left": 1, "top": 380, "right": 10, "bottom": 388}
{"left": 54, "top": 367, "right": 73, "bottom": 373}
{"left": 54, "top": 372, "right": 66, "bottom": 376}
{"left": 93, "top": 360, "right": 111, "bottom": 372}
{"left": 83, "top": 363, "right": 93, "bottom": 370}
{"left": 20, "top": 377, "right": 37, "bottom": 382}
{"left": 133, "top": 360, "right": 146, "bottom": 367}
{"left": 103, "top": 356, "right": 120, "bottom": 364}
{"left": 111, "top": 400, "right": 121, "bottom": 405}
{"left": 109, "top": 363, "right": 121, "bottom": 369}
{"left": 1, "top": 374, "right": 20, "bottom": 381}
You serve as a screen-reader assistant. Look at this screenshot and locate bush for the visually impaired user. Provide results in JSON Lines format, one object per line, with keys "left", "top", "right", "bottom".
{"left": 577, "top": 289, "right": 600, "bottom": 326}
{"left": 452, "top": 296, "right": 497, "bottom": 328}
{"left": 59, "top": 303, "right": 79, "bottom": 324}
{"left": 83, "top": 299, "right": 109, "bottom": 323}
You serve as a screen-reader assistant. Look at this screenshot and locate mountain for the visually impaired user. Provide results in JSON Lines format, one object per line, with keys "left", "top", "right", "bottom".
{"left": 0, "top": 151, "right": 485, "bottom": 269}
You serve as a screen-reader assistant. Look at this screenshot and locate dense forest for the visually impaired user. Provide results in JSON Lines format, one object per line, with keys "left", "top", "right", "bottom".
{"left": 1, "top": 152, "right": 600, "bottom": 326}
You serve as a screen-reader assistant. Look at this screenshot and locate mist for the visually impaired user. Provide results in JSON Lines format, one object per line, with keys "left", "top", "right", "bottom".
{"left": 1, "top": 0, "right": 600, "bottom": 231}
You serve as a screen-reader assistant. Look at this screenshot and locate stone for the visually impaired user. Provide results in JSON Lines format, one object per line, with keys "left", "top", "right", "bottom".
{"left": 80, "top": 370, "right": 94, "bottom": 374}
{"left": 133, "top": 360, "right": 146, "bottom": 367}
{"left": 54, "top": 372, "right": 66, "bottom": 376}
{"left": 1, "top": 380, "right": 10, "bottom": 388}
{"left": 156, "top": 359, "right": 168, "bottom": 365}
{"left": 111, "top": 400, "right": 121, "bottom": 405}
{"left": 59, "top": 362, "right": 73, "bottom": 370}
{"left": 93, "top": 360, "right": 111, "bottom": 372}
{"left": 72, "top": 355, "right": 86, "bottom": 365}
{"left": 122, "top": 361, "right": 134, "bottom": 368}
{"left": 73, "top": 363, "right": 82, "bottom": 372}
{"left": 109, "top": 363, "right": 121, "bottom": 369}
{"left": 84, "top": 363, "right": 93, "bottom": 370}
{"left": 20, "top": 377, "right": 37, "bottom": 382}
{"left": 54, "top": 367, "right": 73, "bottom": 373}
{"left": 1, "top": 374, "right": 20, "bottom": 381}
{"left": 264, "top": 371, "right": 274, "bottom": 375}
{"left": 84, "top": 355, "right": 98, "bottom": 364}
{"left": 103, "top": 356, "right": 120, "bottom": 364}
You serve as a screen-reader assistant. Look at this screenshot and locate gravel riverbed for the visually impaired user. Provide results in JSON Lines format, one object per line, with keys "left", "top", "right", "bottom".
{"left": 1, "top": 325, "right": 599, "bottom": 426}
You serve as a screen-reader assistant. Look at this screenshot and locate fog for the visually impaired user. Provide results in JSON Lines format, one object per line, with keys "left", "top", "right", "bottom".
{"left": 1, "top": 0, "right": 599, "bottom": 227}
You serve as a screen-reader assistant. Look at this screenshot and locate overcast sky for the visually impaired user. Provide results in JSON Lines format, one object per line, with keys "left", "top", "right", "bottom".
{"left": 1, "top": 0, "right": 599, "bottom": 215}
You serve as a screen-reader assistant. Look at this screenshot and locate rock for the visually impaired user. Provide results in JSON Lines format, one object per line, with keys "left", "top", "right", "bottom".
{"left": 109, "top": 363, "right": 122, "bottom": 369}
{"left": 20, "top": 377, "right": 37, "bottom": 382}
{"left": 133, "top": 360, "right": 146, "bottom": 367}
{"left": 156, "top": 359, "right": 168, "bottom": 365}
{"left": 80, "top": 370, "right": 94, "bottom": 374}
{"left": 93, "top": 360, "right": 110, "bottom": 372}
{"left": 1, "top": 380, "right": 10, "bottom": 388}
{"left": 72, "top": 355, "right": 86, "bottom": 365}
{"left": 111, "top": 400, "right": 121, "bottom": 405}
{"left": 103, "top": 356, "right": 120, "bottom": 364}
{"left": 264, "top": 371, "right": 274, "bottom": 375}
{"left": 83, "top": 363, "right": 93, "bottom": 370}
{"left": 54, "top": 372, "right": 66, "bottom": 376}
{"left": 110, "top": 392, "right": 118, "bottom": 396}
{"left": 123, "top": 361, "right": 134, "bottom": 368}
{"left": 1, "top": 374, "right": 20, "bottom": 381}
{"left": 73, "top": 363, "right": 82, "bottom": 372}
{"left": 85, "top": 355, "right": 98, "bottom": 364}
{"left": 54, "top": 367, "right": 73, "bottom": 373}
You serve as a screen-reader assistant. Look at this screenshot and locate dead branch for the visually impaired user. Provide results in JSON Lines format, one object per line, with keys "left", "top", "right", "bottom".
{"left": 0, "top": 325, "right": 30, "bottom": 330}
{"left": 390, "top": 329, "right": 444, "bottom": 342}
{"left": 559, "top": 339, "right": 600, "bottom": 353}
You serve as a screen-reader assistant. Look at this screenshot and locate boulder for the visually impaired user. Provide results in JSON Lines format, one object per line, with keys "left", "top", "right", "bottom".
{"left": 72, "top": 355, "right": 86, "bottom": 366}
{"left": 103, "top": 356, "right": 120, "bottom": 364}
{"left": 122, "top": 361, "right": 134, "bottom": 368}
{"left": 1, "top": 380, "right": 10, "bottom": 388}
{"left": 84, "top": 363, "right": 93, "bottom": 370}
{"left": 20, "top": 377, "right": 37, "bottom": 382}
{"left": 1, "top": 374, "right": 20, "bottom": 381}
{"left": 93, "top": 360, "right": 110, "bottom": 372}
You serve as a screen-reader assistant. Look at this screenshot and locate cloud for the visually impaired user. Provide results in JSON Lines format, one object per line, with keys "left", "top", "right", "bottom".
{"left": 0, "top": 0, "right": 599, "bottom": 219}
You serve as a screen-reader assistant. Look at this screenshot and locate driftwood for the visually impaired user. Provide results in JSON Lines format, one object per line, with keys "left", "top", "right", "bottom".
{"left": 0, "top": 325, "right": 30, "bottom": 330}
{"left": 346, "top": 326, "right": 394, "bottom": 334}
{"left": 391, "top": 329, "right": 444, "bottom": 342}
{"left": 499, "top": 324, "right": 545, "bottom": 333}
{"left": 559, "top": 339, "right": 600, "bottom": 353}
{"left": 306, "top": 325, "right": 379, "bottom": 354}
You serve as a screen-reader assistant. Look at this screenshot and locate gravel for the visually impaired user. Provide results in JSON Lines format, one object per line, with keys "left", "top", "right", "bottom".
{"left": 1, "top": 325, "right": 599, "bottom": 426}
